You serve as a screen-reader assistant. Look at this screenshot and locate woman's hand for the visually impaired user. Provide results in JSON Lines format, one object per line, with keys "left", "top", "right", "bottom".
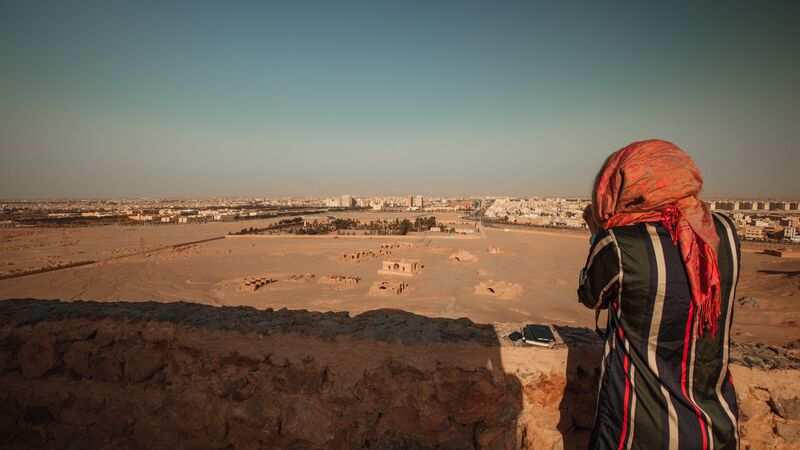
{"left": 583, "top": 204, "right": 601, "bottom": 235}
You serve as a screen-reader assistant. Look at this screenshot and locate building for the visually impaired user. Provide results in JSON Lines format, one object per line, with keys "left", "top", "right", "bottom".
{"left": 450, "top": 200, "right": 473, "bottom": 210}
{"left": 378, "top": 258, "right": 423, "bottom": 276}
{"left": 741, "top": 225, "right": 766, "bottom": 241}
{"left": 340, "top": 195, "right": 354, "bottom": 208}
{"left": 414, "top": 195, "right": 424, "bottom": 208}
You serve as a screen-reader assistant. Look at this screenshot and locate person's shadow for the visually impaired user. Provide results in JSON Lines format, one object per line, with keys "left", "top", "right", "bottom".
{"left": 554, "top": 325, "right": 604, "bottom": 449}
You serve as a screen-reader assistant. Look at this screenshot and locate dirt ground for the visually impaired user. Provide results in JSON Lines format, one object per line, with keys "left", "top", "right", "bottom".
{"left": 1, "top": 213, "right": 798, "bottom": 345}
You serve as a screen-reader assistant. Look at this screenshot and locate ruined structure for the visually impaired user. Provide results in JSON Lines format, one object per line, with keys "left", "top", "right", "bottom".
{"left": 487, "top": 246, "right": 502, "bottom": 255}
{"left": 339, "top": 242, "right": 412, "bottom": 264}
{"left": 474, "top": 280, "right": 524, "bottom": 300}
{"left": 448, "top": 249, "right": 479, "bottom": 264}
{"left": 241, "top": 276, "right": 277, "bottom": 292}
{"left": 377, "top": 258, "right": 422, "bottom": 277}
{"left": 368, "top": 280, "right": 410, "bottom": 296}
{"left": 318, "top": 274, "right": 361, "bottom": 289}
{"left": 286, "top": 273, "right": 315, "bottom": 282}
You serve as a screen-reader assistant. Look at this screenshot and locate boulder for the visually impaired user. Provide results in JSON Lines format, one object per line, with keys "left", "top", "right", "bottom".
{"left": 281, "top": 396, "right": 335, "bottom": 445}
{"left": 63, "top": 341, "right": 92, "bottom": 378}
{"left": 770, "top": 395, "right": 800, "bottom": 420}
{"left": 89, "top": 352, "right": 122, "bottom": 382}
{"left": 124, "top": 346, "right": 165, "bottom": 382}
{"left": 775, "top": 422, "right": 800, "bottom": 444}
{"left": 18, "top": 338, "right": 58, "bottom": 378}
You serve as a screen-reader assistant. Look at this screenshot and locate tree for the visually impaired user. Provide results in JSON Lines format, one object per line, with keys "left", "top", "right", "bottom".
{"left": 399, "top": 219, "right": 413, "bottom": 235}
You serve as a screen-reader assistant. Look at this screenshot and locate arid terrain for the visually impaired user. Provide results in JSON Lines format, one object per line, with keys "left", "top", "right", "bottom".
{"left": 1, "top": 212, "right": 798, "bottom": 345}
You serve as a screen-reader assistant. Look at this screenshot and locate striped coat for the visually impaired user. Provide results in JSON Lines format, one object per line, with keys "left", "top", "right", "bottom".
{"left": 578, "top": 213, "right": 740, "bottom": 450}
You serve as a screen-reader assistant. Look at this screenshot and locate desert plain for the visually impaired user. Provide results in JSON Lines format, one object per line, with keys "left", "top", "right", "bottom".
{"left": 1, "top": 211, "right": 798, "bottom": 346}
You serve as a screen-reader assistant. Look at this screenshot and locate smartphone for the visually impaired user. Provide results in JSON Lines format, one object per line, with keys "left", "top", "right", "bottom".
{"left": 522, "top": 324, "right": 556, "bottom": 347}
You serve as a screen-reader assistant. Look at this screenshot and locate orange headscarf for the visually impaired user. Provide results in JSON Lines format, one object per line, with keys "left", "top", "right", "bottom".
{"left": 592, "top": 139, "right": 721, "bottom": 336}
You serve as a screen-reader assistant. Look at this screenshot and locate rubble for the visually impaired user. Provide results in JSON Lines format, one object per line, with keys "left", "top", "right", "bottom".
{"left": 368, "top": 280, "right": 410, "bottom": 296}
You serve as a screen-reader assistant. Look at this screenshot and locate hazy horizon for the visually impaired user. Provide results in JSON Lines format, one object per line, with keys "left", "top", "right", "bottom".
{"left": 2, "top": 1, "right": 799, "bottom": 199}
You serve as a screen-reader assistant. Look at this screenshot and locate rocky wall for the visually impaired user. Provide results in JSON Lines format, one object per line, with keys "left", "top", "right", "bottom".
{"left": 0, "top": 299, "right": 798, "bottom": 449}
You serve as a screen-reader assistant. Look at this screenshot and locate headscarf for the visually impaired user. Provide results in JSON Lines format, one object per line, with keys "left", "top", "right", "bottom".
{"left": 592, "top": 139, "right": 721, "bottom": 336}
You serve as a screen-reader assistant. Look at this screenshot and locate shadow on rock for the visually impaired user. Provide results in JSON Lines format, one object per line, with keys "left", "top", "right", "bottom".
{"left": 0, "top": 299, "right": 524, "bottom": 449}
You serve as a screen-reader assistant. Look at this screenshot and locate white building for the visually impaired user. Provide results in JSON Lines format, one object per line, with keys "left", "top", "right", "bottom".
{"left": 341, "top": 195, "right": 354, "bottom": 208}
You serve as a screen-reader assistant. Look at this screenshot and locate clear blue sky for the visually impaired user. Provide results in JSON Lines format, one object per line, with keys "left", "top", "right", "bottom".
{"left": 1, "top": 1, "right": 798, "bottom": 199}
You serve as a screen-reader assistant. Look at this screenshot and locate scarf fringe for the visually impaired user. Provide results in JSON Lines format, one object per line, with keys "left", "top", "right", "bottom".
{"left": 660, "top": 206, "right": 720, "bottom": 337}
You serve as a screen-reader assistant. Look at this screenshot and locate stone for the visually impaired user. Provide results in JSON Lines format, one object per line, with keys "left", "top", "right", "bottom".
{"left": 230, "top": 397, "right": 278, "bottom": 432}
{"left": 226, "top": 423, "right": 272, "bottom": 449}
{"left": 775, "top": 422, "right": 800, "bottom": 444}
{"left": 272, "top": 365, "right": 322, "bottom": 395}
{"left": 737, "top": 297, "right": 761, "bottom": 308}
{"left": 281, "top": 396, "right": 335, "bottom": 446}
{"left": 133, "top": 422, "right": 180, "bottom": 446}
{"left": 476, "top": 425, "right": 516, "bottom": 450}
{"left": 525, "top": 373, "right": 566, "bottom": 407}
{"left": 418, "top": 399, "right": 449, "bottom": 432}
{"left": 63, "top": 341, "right": 92, "bottom": 378}
{"left": 90, "top": 352, "right": 122, "bottom": 381}
{"left": 0, "top": 350, "right": 13, "bottom": 374}
{"left": 0, "top": 396, "right": 21, "bottom": 443}
{"left": 132, "top": 420, "right": 180, "bottom": 447}
{"left": 18, "top": 338, "right": 58, "bottom": 378}
{"left": 93, "top": 326, "right": 115, "bottom": 347}
{"left": 141, "top": 321, "right": 176, "bottom": 343}
{"left": 124, "top": 346, "right": 165, "bottom": 382}
{"left": 57, "top": 427, "right": 110, "bottom": 450}
{"left": 221, "top": 376, "right": 251, "bottom": 399}
{"left": 60, "top": 396, "right": 103, "bottom": 426}
{"left": 770, "top": 396, "right": 800, "bottom": 420}
{"left": 22, "top": 406, "right": 53, "bottom": 425}
{"left": 58, "top": 324, "right": 96, "bottom": 341}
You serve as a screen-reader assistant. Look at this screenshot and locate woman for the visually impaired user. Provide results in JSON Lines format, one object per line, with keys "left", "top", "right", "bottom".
{"left": 578, "top": 140, "right": 740, "bottom": 450}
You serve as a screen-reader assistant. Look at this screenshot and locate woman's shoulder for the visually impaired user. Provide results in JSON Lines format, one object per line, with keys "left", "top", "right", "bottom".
{"left": 711, "top": 212, "right": 741, "bottom": 254}
{"left": 711, "top": 211, "right": 737, "bottom": 233}
{"left": 604, "top": 222, "right": 652, "bottom": 242}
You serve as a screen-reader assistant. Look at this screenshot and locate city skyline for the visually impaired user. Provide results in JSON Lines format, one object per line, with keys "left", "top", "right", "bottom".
{"left": 2, "top": 1, "right": 799, "bottom": 199}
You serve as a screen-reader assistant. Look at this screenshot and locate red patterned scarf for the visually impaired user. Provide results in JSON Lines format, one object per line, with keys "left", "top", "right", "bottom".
{"left": 592, "top": 139, "right": 721, "bottom": 336}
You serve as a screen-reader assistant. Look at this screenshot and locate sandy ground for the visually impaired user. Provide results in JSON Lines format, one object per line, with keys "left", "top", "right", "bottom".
{"left": 1, "top": 213, "right": 798, "bottom": 345}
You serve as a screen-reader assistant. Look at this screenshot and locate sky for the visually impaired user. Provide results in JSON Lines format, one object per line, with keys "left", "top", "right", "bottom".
{"left": 1, "top": 1, "right": 799, "bottom": 199}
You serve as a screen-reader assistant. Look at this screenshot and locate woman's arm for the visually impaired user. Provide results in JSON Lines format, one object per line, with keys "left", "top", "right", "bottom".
{"left": 577, "top": 228, "right": 620, "bottom": 310}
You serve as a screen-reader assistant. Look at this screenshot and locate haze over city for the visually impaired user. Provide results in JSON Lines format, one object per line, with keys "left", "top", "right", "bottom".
{"left": 2, "top": 1, "right": 799, "bottom": 199}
